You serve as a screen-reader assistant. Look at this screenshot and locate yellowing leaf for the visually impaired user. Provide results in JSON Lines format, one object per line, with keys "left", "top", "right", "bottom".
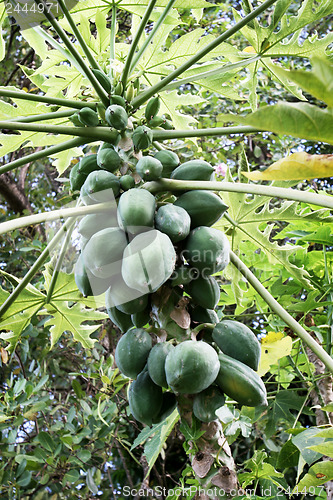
{"left": 243, "top": 152, "right": 333, "bottom": 181}
{"left": 243, "top": 46, "right": 256, "bottom": 53}
{"left": 258, "top": 331, "right": 293, "bottom": 376}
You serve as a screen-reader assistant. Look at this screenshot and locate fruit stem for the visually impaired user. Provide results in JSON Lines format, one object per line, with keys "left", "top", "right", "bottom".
{"left": 142, "top": 179, "right": 333, "bottom": 211}
{"left": 229, "top": 250, "right": 333, "bottom": 375}
{"left": 0, "top": 89, "right": 97, "bottom": 110}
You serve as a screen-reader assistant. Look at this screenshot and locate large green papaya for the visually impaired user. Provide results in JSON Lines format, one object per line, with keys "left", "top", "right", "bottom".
{"left": 132, "top": 125, "right": 153, "bottom": 151}
{"left": 165, "top": 340, "right": 220, "bottom": 394}
{"left": 70, "top": 163, "right": 87, "bottom": 191}
{"left": 155, "top": 205, "right": 191, "bottom": 243}
{"left": 152, "top": 392, "right": 177, "bottom": 424}
{"left": 136, "top": 156, "right": 163, "bottom": 181}
{"left": 83, "top": 170, "right": 120, "bottom": 202}
{"left": 212, "top": 320, "right": 261, "bottom": 371}
{"left": 216, "top": 353, "right": 267, "bottom": 407}
{"left": 117, "top": 189, "right": 156, "bottom": 234}
{"left": 190, "top": 305, "right": 219, "bottom": 324}
{"left": 154, "top": 150, "right": 179, "bottom": 178}
{"left": 105, "top": 291, "right": 133, "bottom": 332}
{"left": 147, "top": 342, "right": 175, "bottom": 388}
{"left": 170, "top": 160, "right": 215, "bottom": 181}
{"left": 193, "top": 385, "right": 226, "bottom": 422}
{"left": 105, "top": 104, "right": 128, "bottom": 130}
{"left": 107, "top": 275, "right": 149, "bottom": 315}
{"left": 77, "top": 212, "right": 117, "bottom": 239}
{"left": 115, "top": 328, "right": 152, "bottom": 379}
{"left": 82, "top": 227, "right": 127, "bottom": 278}
{"left": 185, "top": 275, "right": 220, "bottom": 310}
{"left": 122, "top": 230, "right": 176, "bottom": 294}
{"left": 77, "top": 154, "right": 99, "bottom": 176}
{"left": 129, "top": 371, "right": 163, "bottom": 426}
{"left": 184, "top": 226, "right": 230, "bottom": 275}
{"left": 74, "top": 253, "right": 111, "bottom": 297}
{"left": 174, "top": 191, "right": 228, "bottom": 228}
{"left": 97, "top": 147, "right": 121, "bottom": 173}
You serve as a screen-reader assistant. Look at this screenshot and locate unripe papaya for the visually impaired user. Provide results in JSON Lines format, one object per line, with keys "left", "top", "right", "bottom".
{"left": 77, "top": 154, "right": 99, "bottom": 176}
{"left": 105, "top": 104, "right": 128, "bottom": 130}
{"left": 174, "top": 191, "right": 228, "bottom": 228}
{"left": 69, "top": 112, "right": 85, "bottom": 127}
{"left": 125, "top": 84, "right": 134, "bottom": 102}
{"left": 171, "top": 160, "right": 215, "bottom": 181}
{"left": 80, "top": 182, "right": 98, "bottom": 206}
{"left": 149, "top": 116, "right": 165, "bottom": 128}
{"left": 184, "top": 226, "right": 230, "bottom": 275}
{"left": 132, "top": 125, "right": 153, "bottom": 151}
{"left": 120, "top": 174, "right": 135, "bottom": 191}
{"left": 147, "top": 343, "right": 175, "bottom": 388}
{"left": 185, "top": 275, "right": 220, "bottom": 310}
{"left": 110, "top": 95, "right": 126, "bottom": 108}
{"left": 83, "top": 170, "right": 120, "bottom": 202}
{"left": 191, "top": 305, "right": 219, "bottom": 324}
{"left": 131, "top": 307, "right": 151, "bottom": 328}
{"left": 77, "top": 212, "right": 117, "bottom": 239}
{"left": 92, "top": 68, "right": 112, "bottom": 93}
{"left": 74, "top": 253, "right": 111, "bottom": 297}
{"left": 129, "top": 371, "right": 163, "bottom": 426}
{"left": 107, "top": 275, "right": 149, "bottom": 315}
{"left": 216, "top": 353, "right": 267, "bottom": 407}
{"left": 193, "top": 386, "right": 225, "bottom": 422}
{"left": 152, "top": 392, "right": 177, "bottom": 424}
{"left": 155, "top": 204, "right": 191, "bottom": 243}
{"left": 114, "top": 81, "right": 123, "bottom": 96}
{"left": 154, "top": 150, "right": 180, "bottom": 178}
{"left": 77, "top": 107, "right": 100, "bottom": 127}
{"left": 145, "top": 96, "right": 160, "bottom": 122}
{"left": 97, "top": 147, "right": 121, "bottom": 173}
{"left": 115, "top": 328, "right": 152, "bottom": 378}
{"left": 82, "top": 227, "right": 127, "bottom": 278}
{"left": 105, "top": 292, "right": 133, "bottom": 332}
{"left": 122, "top": 230, "right": 176, "bottom": 294}
{"left": 160, "top": 118, "right": 174, "bottom": 130}
{"left": 136, "top": 156, "right": 163, "bottom": 181}
{"left": 212, "top": 320, "right": 261, "bottom": 371}
{"left": 165, "top": 340, "right": 220, "bottom": 394}
{"left": 170, "top": 264, "right": 197, "bottom": 286}
{"left": 70, "top": 163, "right": 87, "bottom": 191}
{"left": 117, "top": 189, "right": 156, "bottom": 234}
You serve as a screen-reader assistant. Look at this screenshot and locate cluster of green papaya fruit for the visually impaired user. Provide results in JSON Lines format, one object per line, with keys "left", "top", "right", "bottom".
{"left": 69, "top": 90, "right": 267, "bottom": 426}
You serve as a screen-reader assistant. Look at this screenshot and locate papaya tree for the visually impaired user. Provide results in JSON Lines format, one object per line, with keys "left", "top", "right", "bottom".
{"left": 0, "top": 0, "right": 333, "bottom": 498}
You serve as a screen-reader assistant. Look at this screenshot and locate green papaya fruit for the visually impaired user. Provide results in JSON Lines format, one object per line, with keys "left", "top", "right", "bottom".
{"left": 83, "top": 170, "right": 120, "bottom": 202}
{"left": 69, "top": 112, "right": 85, "bottom": 127}
{"left": 131, "top": 307, "right": 151, "bottom": 328}
{"left": 110, "top": 95, "right": 126, "bottom": 108}
{"left": 114, "top": 81, "right": 123, "bottom": 96}
{"left": 191, "top": 305, "right": 219, "bottom": 324}
{"left": 97, "top": 147, "right": 121, "bottom": 173}
{"left": 125, "top": 84, "right": 135, "bottom": 102}
{"left": 80, "top": 182, "right": 98, "bottom": 206}
{"left": 99, "top": 131, "right": 121, "bottom": 148}
{"left": 147, "top": 343, "right": 175, "bottom": 388}
{"left": 152, "top": 392, "right": 177, "bottom": 424}
{"left": 155, "top": 204, "right": 191, "bottom": 243}
{"left": 193, "top": 385, "right": 225, "bottom": 422}
{"left": 105, "top": 294, "right": 133, "bottom": 333}
{"left": 129, "top": 371, "right": 163, "bottom": 426}
{"left": 165, "top": 340, "right": 220, "bottom": 394}
{"left": 170, "top": 264, "right": 198, "bottom": 286}
{"left": 145, "top": 96, "right": 160, "bottom": 122}
{"left": 136, "top": 156, "right": 163, "bottom": 181}
{"left": 105, "top": 104, "right": 128, "bottom": 130}
{"left": 149, "top": 116, "right": 165, "bottom": 128}
{"left": 132, "top": 125, "right": 153, "bottom": 151}
{"left": 212, "top": 320, "right": 261, "bottom": 371}
{"left": 77, "top": 154, "right": 99, "bottom": 176}
{"left": 107, "top": 275, "right": 149, "bottom": 315}
{"left": 70, "top": 163, "right": 87, "bottom": 191}
{"left": 174, "top": 191, "right": 228, "bottom": 228}
{"left": 160, "top": 118, "right": 174, "bottom": 130}
{"left": 82, "top": 227, "right": 127, "bottom": 278}
{"left": 92, "top": 68, "right": 112, "bottom": 93}
{"left": 184, "top": 226, "right": 230, "bottom": 275}
{"left": 171, "top": 160, "right": 215, "bottom": 181}
{"left": 75, "top": 253, "right": 111, "bottom": 297}
{"left": 115, "top": 328, "right": 152, "bottom": 379}
{"left": 216, "top": 353, "right": 267, "bottom": 407}
{"left": 117, "top": 189, "right": 156, "bottom": 234}
{"left": 120, "top": 174, "right": 135, "bottom": 191}
{"left": 154, "top": 150, "right": 180, "bottom": 178}
{"left": 79, "top": 236, "right": 89, "bottom": 251}
{"left": 77, "top": 213, "right": 117, "bottom": 239}
{"left": 122, "top": 230, "right": 176, "bottom": 294}
{"left": 77, "top": 107, "right": 100, "bottom": 127}
{"left": 185, "top": 275, "right": 220, "bottom": 310}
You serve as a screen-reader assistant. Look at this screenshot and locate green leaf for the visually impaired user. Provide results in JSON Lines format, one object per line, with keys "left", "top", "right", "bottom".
{"left": 292, "top": 427, "right": 325, "bottom": 480}
{"left": 295, "top": 460, "right": 333, "bottom": 491}
{"left": 239, "top": 450, "right": 283, "bottom": 489}
{"left": 307, "top": 443, "right": 333, "bottom": 458}
{"left": 86, "top": 468, "right": 99, "bottom": 495}
{"left": 276, "top": 440, "right": 299, "bottom": 470}
{"left": 63, "top": 469, "right": 80, "bottom": 484}
{"left": 265, "top": 391, "right": 311, "bottom": 438}
{"left": 36, "top": 431, "right": 55, "bottom": 453}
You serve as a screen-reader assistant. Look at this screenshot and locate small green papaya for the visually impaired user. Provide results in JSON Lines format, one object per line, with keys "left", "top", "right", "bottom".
{"left": 110, "top": 95, "right": 126, "bottom": 108}
{"left": 170, "top": 264, "right": 197, "bottom": 286}
{"left": 77, "top": 107, "right": 100, "bottom": 127}
{"left": 120, "top": 175, "right": 135, "bottom": 191}
{"left": 69, "top": 112, "right": 85, "bottom": 127}
{"left": 184, "top": 226, "right": 230, "bottom": 275}
{"left": 152, "top": 392, "right": 177, "bottom": 424}
{"left": 154, "top": 150, "right": 180, "bottom": 178}
{"left": 136, "top": 156, "right": 163, "bottom": 181}
{"left": 155, "top": 204, "right": 191, "bottom": 243}
{"left": 131, "top": 307, "right": 151, "bottom": 328}
{"left": 105, "top": 291, "right": 133, "bottom": 333}
{"left": 193, "top": 385, "right": 225, "bottom": 422}
{"left": 117, "top": 189, "right": 156, "bottom": 234}
{"left": 165, "top": 340, "right": 220, "bottom": 394}
{"left": 114, "top": 81, "right": 123, "bottom": 95}
{"left": 160, "top": 118, "right": 174, "bottom": 130}
{"left": 129, "top": 371, "right": 163, "bottom": 426}
{"left": 97, "top": 147, "right": 121, "bottom": 173}
{"left": 171, "top": 160, "right": 215, "bottom": 181}
{"left": 77, "top": 154, "right": 99, "bottom": 176}
{"left": 147, "top": 343, "right": 175, "bottom": 388}
{"left": 212, "top": 320, "right": 261, "bottom": 371}
{"left": 83, "top": 170, "right": 120, "bottom": 202}
{"left": 105, "top": 104, "right": 128, "bottom": 130}
{"left": 149, "top": 116, "right": 165, "bottom": 128}
{"left": 191, "top": 305, "right": 219, "bottom": 324}
{"left": 77, "top": 212, "right": 117, "bottom": 239}
{"left": 132, "top": 125, "right": 153, "bottom": 151}
{"left": 82, "top": 227, "right": 127, "bottom": 278}
{"left": 145, "top": 96, "right": 160, "bottom": 122}
{"left": 92, "top": 68, "right": 112, "bottom": 93}
{"left": 185, "top": 275, "right": 220, "bottom": 310}
{"left": 174, "top": 191, "right": 228, "bottom": 228}
{"left": 70, "top": 163, "right": 87, "bottom": 191}
{"left": 80, "top": 182, "right": 98, "bottom": 206}
{"left": 115, "top": 328, "right": 152, "bottom": 379}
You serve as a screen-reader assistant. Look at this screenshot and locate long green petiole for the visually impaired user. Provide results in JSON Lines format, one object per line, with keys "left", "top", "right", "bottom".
{"left": 0, "top": 137, "right": 86, "bottom": 176}
{"left": 229, "top": 250, "right": 333, "bottom": 374}
{"left": 0, "top": 88, "right": 97, "bottom": 110}
{"left": 35, "top": 0, "right": 109, "bottom": 106}
{"left": 120, "top": 0, "right": 158, "bottom": 91}
{"left": 143, "top": 179, "right": 333, "bottom": 211}
{"left": 109, "top": 4, "right": 117, "bottom": 83}
{"left": 131, "top": 0, "right": 278, "bottom": 109}
{"left": 11, "top": 109, "right": 76, "bottom": 124}
{"left": 129, "top": 0, "right": 177, "bottom": 73}
{"left": 153, "top": 126, "right": 260, "bottom": 140}
{"left": 0, "top": 218, "right": 74, "bottom": 319}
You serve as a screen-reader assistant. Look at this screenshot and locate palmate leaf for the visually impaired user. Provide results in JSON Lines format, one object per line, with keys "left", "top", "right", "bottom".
{"left": 265, "top": 391, "right": 311, "bottom": 438}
